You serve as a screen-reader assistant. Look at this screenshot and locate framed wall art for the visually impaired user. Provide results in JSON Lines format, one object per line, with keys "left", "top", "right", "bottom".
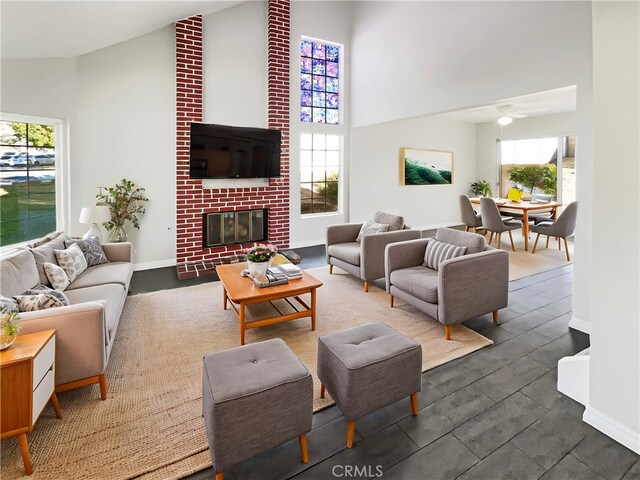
{"left": 400, "top": 147, "right": 454, "bottom": 186}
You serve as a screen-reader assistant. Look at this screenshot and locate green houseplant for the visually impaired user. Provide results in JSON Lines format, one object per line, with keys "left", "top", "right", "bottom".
{"left": 96, "top": 179, "right": 149, "bottom": 242}
{"left": 508, "top": 164, "right": 557, "bottom": 196}
{"left": 0, "top": 310, "right": 21, "bottom": 350}
{"left": 470, "top": 180, "right": 493, "bottom": 197}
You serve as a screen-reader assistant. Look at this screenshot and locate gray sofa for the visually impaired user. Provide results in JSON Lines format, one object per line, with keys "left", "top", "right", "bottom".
{"left": 0, "top": 233, "right": 133, "bottom": 399}
{"left": 385, "top": 228, "right": 509, "bottom": 340}
{"left": 326, "top": 212, "right": 421, "bottom": 292}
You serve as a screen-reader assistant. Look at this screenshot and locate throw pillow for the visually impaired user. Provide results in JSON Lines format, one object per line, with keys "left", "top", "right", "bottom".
{"left": 14, "top": 293, "right": 63, "bottom": 312}
{"left": 0, "top": 295, "right": 19, "bottom": 313}
{"left": 44, "top": 262, "right": 71, "bottom": 291}
{"left": 54, "top": 243, "right": 88, "bottom": 282}
{"left": 356, "top": 220, "right": 390, "bottom": 242}
{"left": 65, "top": 238, "right": 109, "bottom": 266}
{"left": 26, "top": 285, "right": 70, "bottom": 307}
{"left": 423, "top": 239, "right": 467, "bottom": 270}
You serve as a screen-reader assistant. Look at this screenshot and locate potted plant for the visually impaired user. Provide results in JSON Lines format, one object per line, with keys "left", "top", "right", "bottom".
{"left": 245, "top": 243, "right": 277, "bottom": 277}
{"left": 96, "top": 178, "right": 149, "bottom": 242}
{"left": 470, "top": 180, "right": 493, "bottom": 198}
{"left": 508, "top": 164, "right": 557, "bottom": 197}
{"left": 0, "top": 310, "right": 21, "bottom": 350}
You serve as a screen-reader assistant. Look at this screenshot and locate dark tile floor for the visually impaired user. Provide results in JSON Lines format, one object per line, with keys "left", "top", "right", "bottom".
{"left": 130, "top": 246, "right": 639, "bottom": 480}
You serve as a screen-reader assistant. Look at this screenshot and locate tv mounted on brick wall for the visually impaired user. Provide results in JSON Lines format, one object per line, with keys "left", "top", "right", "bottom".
{"left": 189, "top": 123, "right": 281, "bottom": 179}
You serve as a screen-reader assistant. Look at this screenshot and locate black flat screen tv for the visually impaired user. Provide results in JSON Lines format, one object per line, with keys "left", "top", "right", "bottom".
{"left": 189, "top": 123, "right": 282, "bottom": 179}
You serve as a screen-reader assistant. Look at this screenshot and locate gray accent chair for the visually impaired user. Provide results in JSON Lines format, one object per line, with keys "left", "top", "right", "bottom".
{"left": 326, "top": 211, "right": 420, "bottom": 292}
{"left": 202, "top": 338, "right": 313, "bottom": 480}
{"left": 531, "top": 201, "right": 578, "bottom": 261}
{"left": 480, "top": 197, "right": 523, "bottom": 251}
{"left": 317, "top": 322, "right": 422, "bottom": 448}
{"left": 385, "top": 228, "right": 509, "bottom": 340}
{"left": 460, "top": 195, "right": 484, "bottom": 233}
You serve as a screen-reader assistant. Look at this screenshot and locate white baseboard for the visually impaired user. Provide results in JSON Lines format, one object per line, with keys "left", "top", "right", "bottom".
{"left": 133, "top": 259, "right": 176, "bottom": 271}
{"left": 569, "top": 315, "right": 591, "bottom": 334}
{"left": 584, "top": 405, "right": 640, "bottom": 454}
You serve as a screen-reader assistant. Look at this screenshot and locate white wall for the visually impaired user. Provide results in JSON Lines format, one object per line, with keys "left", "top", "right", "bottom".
{"left": 350, "top": 115, "right": 476, "bottom": 228}
{"left": 289, "top": 1, "right": 352, "bottom": 247}
{"left": 350, "top": 1, "right": 592, "bottom": 127}
{"left": 585, "top": 1, "right": 639, "bottom": 453}
{"left": 74, "top": 26, "right": 176, "bottom": 269}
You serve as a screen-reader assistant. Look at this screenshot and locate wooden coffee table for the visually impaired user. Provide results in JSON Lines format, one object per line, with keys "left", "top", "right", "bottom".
{"left": 216, "top": 263, "right": 323, "bottom": 345}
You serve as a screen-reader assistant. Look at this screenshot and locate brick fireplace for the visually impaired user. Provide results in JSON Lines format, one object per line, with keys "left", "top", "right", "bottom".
{"left": 175, "top": 1, "right": 290, "bottom": 278}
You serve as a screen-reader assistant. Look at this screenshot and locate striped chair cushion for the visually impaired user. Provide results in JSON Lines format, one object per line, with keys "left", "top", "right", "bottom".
{"left": 423, "top": 239, "right": 467, "bottom": 270}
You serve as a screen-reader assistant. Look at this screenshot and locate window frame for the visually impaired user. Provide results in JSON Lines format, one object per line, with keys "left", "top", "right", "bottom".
{"left": 0, "top": 112, "right": 69, "bottom": 251}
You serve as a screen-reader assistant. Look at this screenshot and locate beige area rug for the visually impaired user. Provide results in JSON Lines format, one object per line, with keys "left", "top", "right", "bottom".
{"left": 1, "top": 267, "right": 491, "bottom": 480}
{"left": 495, "top": 232, "right": 573, "bottom": 281}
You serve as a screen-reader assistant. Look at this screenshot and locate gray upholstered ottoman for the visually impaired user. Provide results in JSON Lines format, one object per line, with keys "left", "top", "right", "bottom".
{"left": 202, "top": 338, "right": 313, "bottom": 480}
{"left": 317, "top": 322, "right": 422, "bottom": 448}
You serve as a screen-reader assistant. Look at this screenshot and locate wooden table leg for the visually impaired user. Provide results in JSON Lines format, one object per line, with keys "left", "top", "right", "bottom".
{"left": 523, "top": 210, "right": 530, "bottom": 251}
{"left": 311, "top": 288, "right": 317, "bottom": 331}
{"left": 50, "top": 392, "right": 62, "bottom": 419}
{"left": 18, "top": 433, "right": 33, "bottom": 475}
{"left": 222, "top": 287, "right": 228, "bottom": 310}
{"left": 239, "top": 303, "right": 246, "bottom": 345}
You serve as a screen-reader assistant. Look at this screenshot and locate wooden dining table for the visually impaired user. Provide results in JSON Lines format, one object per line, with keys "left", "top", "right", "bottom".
{"left": 470, "top": 197, "right": 562, "bottom": 251}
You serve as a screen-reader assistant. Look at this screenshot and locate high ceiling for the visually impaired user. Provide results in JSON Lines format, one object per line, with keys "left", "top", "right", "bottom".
{"left": 1, "top": 1, "right": 240, "bottom": 60}
{"left": 438, "top": 86, "right": 577, "bottom": 124}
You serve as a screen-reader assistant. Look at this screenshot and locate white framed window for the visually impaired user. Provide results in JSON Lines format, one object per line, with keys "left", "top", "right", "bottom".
{"left": 0, "top": 114, "right": 68, "bottom": 248}
{"left": 300, "top": 133, "right": 341, "bottom": 215}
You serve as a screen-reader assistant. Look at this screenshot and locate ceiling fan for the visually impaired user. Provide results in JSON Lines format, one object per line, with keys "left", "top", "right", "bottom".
{"left": 495, "top": 105, "right": 526, "bottom": 125}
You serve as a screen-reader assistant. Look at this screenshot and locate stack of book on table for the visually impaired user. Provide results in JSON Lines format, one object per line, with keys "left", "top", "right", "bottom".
{"left": 277, "top": 263, "right": 303, "bottom": 279}
{"left": 263, "top": 267, "right": 289, "bottom": 286}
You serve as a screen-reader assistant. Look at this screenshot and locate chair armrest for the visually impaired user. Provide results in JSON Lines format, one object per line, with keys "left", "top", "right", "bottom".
{"left": 102, "top": 242, "right": 133, "bottom": 263}
{"left": 360, "top": 230, "right": 421, "bottom": 281}
{"left": 437, "top": 249, "right": 509, "bottom": 325}
{"left": 18, "top": 302, "right": 108, "bottom": 386}
{"left": 384, "top": 238, "right": 430, "bottom": 292}
{"left": 326, "top": 224, "right": 362, "bottom": 262}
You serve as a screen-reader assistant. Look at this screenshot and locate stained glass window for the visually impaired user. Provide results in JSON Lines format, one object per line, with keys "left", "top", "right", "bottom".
{"left": 300, "top": 40, "right": 339, "bottom": 124}
{"left": 300, "top": 133, "right": 341, "bottom": 214}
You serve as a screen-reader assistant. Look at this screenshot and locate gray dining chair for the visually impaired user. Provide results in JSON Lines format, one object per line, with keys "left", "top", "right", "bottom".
{"left": 460, "top": 195, "right": 483, "bottom": 233}
{"left": 529, "top": 193, "right": 555, "bottom": 224}
{"left": 531, "top": 201, "right": 578, "bottom": 261}
{"left": 480, "top": 197, "right": 522, "bottom": 251}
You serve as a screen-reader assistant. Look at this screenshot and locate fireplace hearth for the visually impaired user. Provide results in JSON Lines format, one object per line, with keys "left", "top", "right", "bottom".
{"left": 203, "top": 209, "right": 268, "bottom": 248}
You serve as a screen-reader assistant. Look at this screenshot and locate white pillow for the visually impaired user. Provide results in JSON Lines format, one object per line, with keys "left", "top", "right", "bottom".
{"left": 54, "top": 243, "right": 88, "bottom": 283}
{"left": 44, "top": 262, "right": 70, "bottom": 291}
{"left": 356, "top": 220, "right": 390, "bottom": 242}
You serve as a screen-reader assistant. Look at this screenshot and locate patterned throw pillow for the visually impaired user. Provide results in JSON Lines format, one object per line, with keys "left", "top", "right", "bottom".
{"left": 54, "top": 243, "right": 88, "bottom": 282}
{"left": 26, "top": 285, "right": 70, "bottom": 306}
{"left": 423, "top": 239, "right": 467, "bottom": 270}
{"left": 65, "top": 238, "right": 109, "bottom": 267}
{"left": 44, "top": 262, "right": 71, "bottom": 291}
{"left": 356, "top": 220, "right": 390, "bottom": 242}
{"left": 14, "top": 293, "right": 64, "bottom": 312}
{"left": 0, "top": 295, "right": 19, "bottom": 313}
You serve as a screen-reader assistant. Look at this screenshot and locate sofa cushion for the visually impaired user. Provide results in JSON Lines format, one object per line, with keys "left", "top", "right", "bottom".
{"left": 374, "top": 212, "right": 404, "bottom": 231}
{"left": 27, "top": 231, "right": 63, "bottom": 248}
{"left": 55, "top": 243, "right": 88, "bottom": 282}
{"left": 389, "top": 266, "right": 439, "bottom": 304}
{"left": 14, "top": 293, "right": 64, "bottom": 312}
{"left": 65, "top": 238, "right": 109, "bottom": 267}
{"left": 67, "top": 262, "right": 133, "bottom": 291}
{"left": 30, "top": 246, "right": 57, "bottom": 286}
{"left": 356, "top": 220, "right": 389, "bottom": 242}
{"left": 435, "top": 228, "right": 486, "bottom": 254}
{"left": 0, "top": 249, "right": 39, "bottom": 297}
{"left": 26, "top": 285, "right": 70, "bottom": 306}
{"left": 423, "top": 239, "right": 467, "bottom": 270}
{"left": 44, "top": 262, "right": 70, "bottom": 291}
{"left": 64, "top": 284, "right": 126, "bottom": 338}
{"left": 327, "top": 242, "right": 361, "bottom": 266}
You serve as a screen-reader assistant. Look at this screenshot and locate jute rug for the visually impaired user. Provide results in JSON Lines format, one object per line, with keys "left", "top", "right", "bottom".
{"left": 1, "top": 267, "right": 491, "bottom": 480}
{"left": 498, "top": 233, "right": 573, "bottom": 281}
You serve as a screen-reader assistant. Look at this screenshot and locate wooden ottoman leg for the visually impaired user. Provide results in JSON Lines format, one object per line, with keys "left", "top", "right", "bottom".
{"left": 298, "top": 433, "right": 309, "bottom": 463}
{"left": 493, "top": 310, "right": 499, "bottom": 325}
{"left": 347, "top": 420, "right": 356, "bottom": 448}
{"left": 410, "top": 393, "right": 418, "bottom": 416}
{"left": 320, "top": 384, "right": 325, "bottom": 399}
{"left": 215, "top": 472, "right": 224, "bottom": 480}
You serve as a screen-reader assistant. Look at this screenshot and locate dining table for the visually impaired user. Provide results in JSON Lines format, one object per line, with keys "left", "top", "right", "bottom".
{"left": 470, "top": 197, "right": 562, "bottom": 251}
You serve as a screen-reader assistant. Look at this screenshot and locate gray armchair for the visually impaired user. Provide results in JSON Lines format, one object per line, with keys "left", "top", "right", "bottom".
{"left": 385, "top": 228, "right": 509, "bottom": 340}
{"left": 326, "top": 212, "right": 420, "bottom": 292}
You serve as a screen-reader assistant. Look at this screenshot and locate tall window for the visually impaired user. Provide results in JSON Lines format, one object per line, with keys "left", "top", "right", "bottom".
{"left": 0, "top": 120, "right": 57, "bottom": 246}
{"left": 300, "top": 133, "right": 340, "bottom": 214}
{"left": 499, "top": 137, "right": 558, "bottom": 197}
{"left": 300, "top": 39, "right": 339, "bottom": 124}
